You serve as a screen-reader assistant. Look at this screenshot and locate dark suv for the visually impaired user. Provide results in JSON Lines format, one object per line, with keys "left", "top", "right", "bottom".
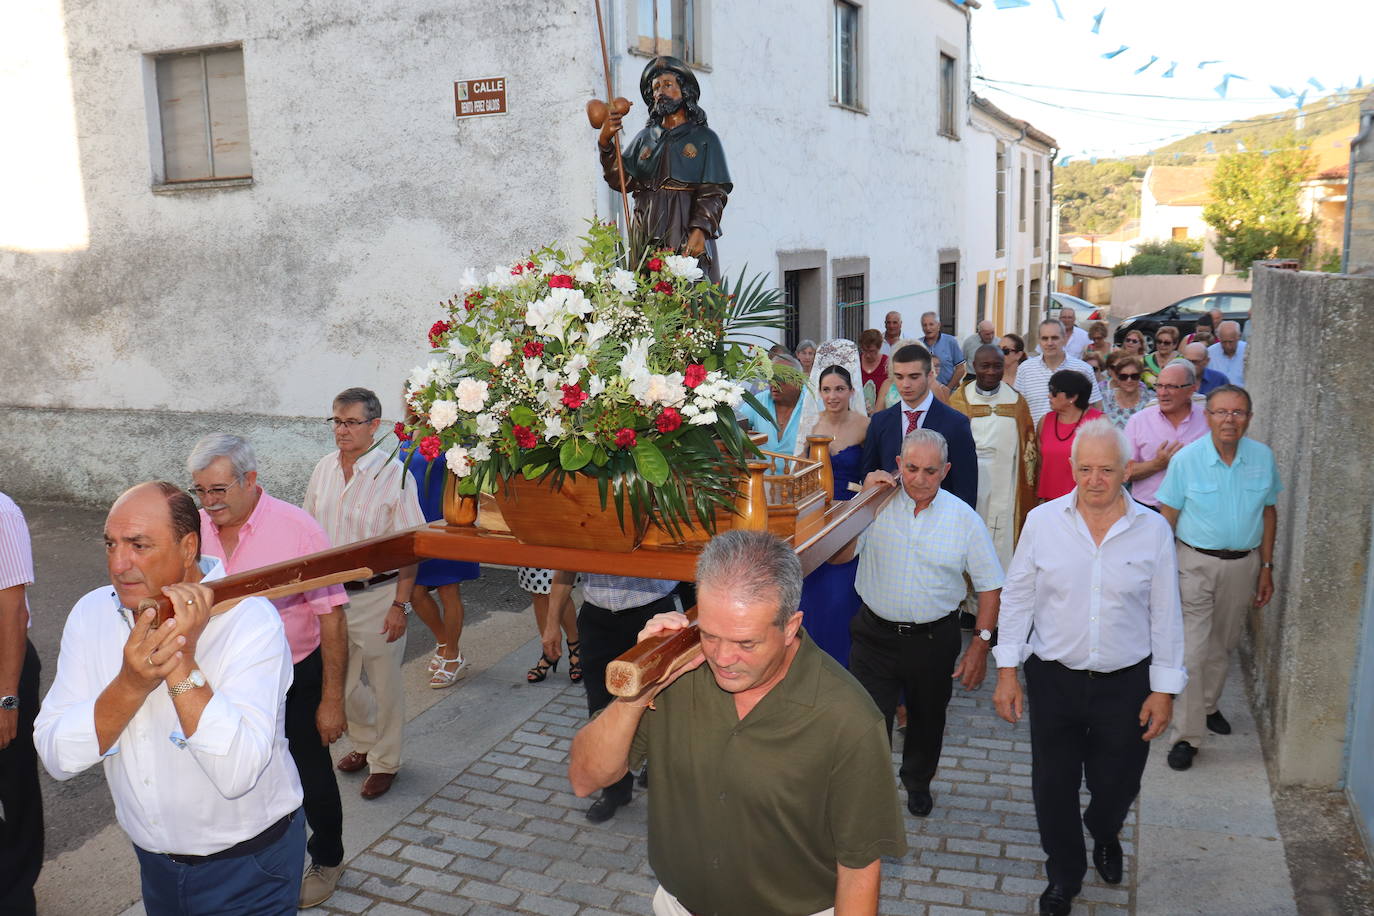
{"left": 1113, "top": 292, "right": 1251, "bottom": 348}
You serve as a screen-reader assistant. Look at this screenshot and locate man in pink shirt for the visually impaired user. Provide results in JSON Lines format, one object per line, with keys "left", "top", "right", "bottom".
{"left": 1124, "top": 362, "right": 1208, "bottom": 509}
{"left": 187, "top": 434, "right": 349, "bottom": 909}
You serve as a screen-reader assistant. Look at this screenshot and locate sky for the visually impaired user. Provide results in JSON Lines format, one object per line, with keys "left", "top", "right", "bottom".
{"left": 968, "top": 0, "right": 1374, "bottom": 159}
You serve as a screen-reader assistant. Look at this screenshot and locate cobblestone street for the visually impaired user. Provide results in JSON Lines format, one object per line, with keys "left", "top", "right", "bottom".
{"left": 313, "top": 659, "right": 1135, "bottom": 916}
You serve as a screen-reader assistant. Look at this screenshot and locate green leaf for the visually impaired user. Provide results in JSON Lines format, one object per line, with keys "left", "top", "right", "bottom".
{"left": 591, "top": 445, "right": 610, "bottom": 467}
{"left": 631, "top": 440, "right": 670, "bottom": 485}
{"left": 509, "top": 405, "right": 537, "bottom": 427}
{"left": 559, "top": 438, "right": 594, "bottom": 472}
{"left": 521, "top": 461, "right": 550, "bottom": 480}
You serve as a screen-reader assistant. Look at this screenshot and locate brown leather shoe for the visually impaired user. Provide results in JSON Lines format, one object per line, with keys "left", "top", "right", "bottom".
{"left": 360, "top": 772, "right": 396, "bottom": 799}
{"left": 336, "top": 751, "right": 368, "bottom": 773}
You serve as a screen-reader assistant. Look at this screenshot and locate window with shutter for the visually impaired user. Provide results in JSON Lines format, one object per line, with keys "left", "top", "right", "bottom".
{"left": 154, "top": 46, "right": 251, "bottom": 183}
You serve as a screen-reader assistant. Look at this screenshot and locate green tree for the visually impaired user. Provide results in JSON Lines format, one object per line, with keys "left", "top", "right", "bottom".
{"left": 1203, "top": 144, "right": 1316, "bottom": 275}
{"left": 1113, "top": 239, "right": 1203, "bottom": 276}
{"left": 1055, "top": 160, "right": 1140, "bottom": 235}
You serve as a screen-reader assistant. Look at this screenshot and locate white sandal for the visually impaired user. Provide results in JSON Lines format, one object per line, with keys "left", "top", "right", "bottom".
{"left": 427, "top": 643, "right": 448, "bottom": 673}
{"left": 430, "top": 653, "right": 469, "bottom": 689}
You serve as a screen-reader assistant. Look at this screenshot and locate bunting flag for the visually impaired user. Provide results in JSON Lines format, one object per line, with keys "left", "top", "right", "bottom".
{"left": 1134, "top": 56, "right": 1159, "bottom": 75}
{"left": 1058, "top": 155, "right": 1072, "bottom": 166}
{"left": 1091, "top": 8, "right": 1105, "bottom": 34}
{"left": 1101, "top": 45, "right": 1128, "bottom": 59}
{"left": 1270, "top": 85, "right": 1293, "bottom": 98}
{"left": 1162, "top": 61, "right": 1178, "bottom": 78}
{"left": 993, "top": 0, "right": 1031, "bottom": 8}
{"left": 1307, "top": 77, "right": 1325, "bottom": 91}
{"left": 1197, "top": 61, "right": 1221, "bottom": 70}
{"left": 1293, "top": 90, "right": 1308, "bottom": 109}
{"left": 1050, "top": 0, "right": 1065, "bottom": 19}
{"left": 1214, "top": 73, "right": 1247, "bottom": 98}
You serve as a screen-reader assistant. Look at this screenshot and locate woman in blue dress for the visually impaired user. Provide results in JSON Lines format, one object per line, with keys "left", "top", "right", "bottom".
{"left": 794, "top": 339, "right": 869, "bottom": 666}
{"left": 401, "top": 441, "right": 481, "bottom": 689}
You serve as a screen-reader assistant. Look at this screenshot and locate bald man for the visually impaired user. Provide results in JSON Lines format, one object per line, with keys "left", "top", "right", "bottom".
{"left": 36, "top": 482, "right": 304, "bottom": 914}
{"left": 1182, "top": 343, "right": 1229, "bottom": 396}
{"left": 1206, "top": 321, "right": 1246, "bottom": 388}
{"left": 962, "top": 320, "right": 997, "bottom": 381}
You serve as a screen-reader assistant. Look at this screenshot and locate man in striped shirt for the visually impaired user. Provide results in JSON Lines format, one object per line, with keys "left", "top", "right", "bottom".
{"left": 304, "top": 388, "right": 425, "bottom": 801}
{"left": 1014, "top": 319, "right": 1102, "bottom": 426}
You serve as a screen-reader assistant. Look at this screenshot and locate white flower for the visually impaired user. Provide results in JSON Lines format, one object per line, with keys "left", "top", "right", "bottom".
{"left": 564, "top": 354, "right": 589, "bottom": 380}
{"left": 688, "top": 409, "right": 718, "bottom": 426}
{"left": 588, "top": 374, "right": 606, "bottom": 397}
{"left": 543, "top": 415, "right": 566, "bottom": 440}
{"left": 487, "top": 338, "right": 513, "bottom": 365}
{"left": 458, "top": 267, "right": 479, "bottom": 291}
{"left": 662, "top": 254, "right": 705, "bottom": 282}
{"left": 609, "top": 268, "right": 637, "bottom": 296}
{"left": 471, "top": 442, "right": 492, "bottom": 461}
{"left": 523, "top": 356, "right": 544, "bottom": 383}
{"left": 632, "top": 373, "right": 686, "bottom": 407}
{"left": 680, "top": 402, "right": 700, "bottom": 417}
{"left": 454, "top": 378, "right": 489, "bottom": 412}
{"left": 447, "top": 338, "right": 470, "bottom": 361}
{"left": 428, "top": 400, "right": 459, "bottom": 431}
{"left": 549, "top": 287, "right": 592, "bottom": 318}
{"left": 585, "top": 321, "right": 613, "bottom": 346}
{"left": 485, "top": 268, "right": 516, "bottom": 290}
{"left": 445, "top": 445, "right": 472, "bottom": 477}
{"left": 573, "top": 261, "right": 597, "bottom": 284}
{"left": 620, "top": 337, "right": 653, "bottom": 378}
{"left": 525, "top": 296, "right": 565, "bottom": 337}
{"left": 474, "top": 413, "right": 499, "bottom": 436}
{"left": 408, "top": 359, "right": 446, "bottom": 391}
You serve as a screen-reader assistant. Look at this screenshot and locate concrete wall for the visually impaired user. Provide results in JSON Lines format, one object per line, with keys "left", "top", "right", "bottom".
{"left": 1348, "top": 90, "right": 1374, "bottom": 275}
{"left": 1109, "top": 273, "right": 1251, "bottom": 318}
{"left": 1244, "top": 265, "right": 1374, "bottom": 786}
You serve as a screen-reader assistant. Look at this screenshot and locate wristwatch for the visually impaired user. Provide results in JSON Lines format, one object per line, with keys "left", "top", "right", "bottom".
{"left": 1261, "top": 562, "right": 1274, "bottom": 569}
{"left": 975, "top": 629, "right": 994, "bottom": 643}
{"left": 167, "top": 669, "right": 207, "bottom": 698}
{"left": 391, "top": 601, "right": 412, "bottom": 616}
{"left": 0, "top": 696, "right": 18, "bottom": 710}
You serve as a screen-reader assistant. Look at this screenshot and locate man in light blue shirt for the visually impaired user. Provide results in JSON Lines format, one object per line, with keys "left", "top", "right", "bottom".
{"left": 833, "top": 429, "right": 1002, "bottom": 820}
{"left": 1206, "top": 321, "right": 1246, "bottom": 388}
{"left": 737, "top": 354, "right": 802, "bottom": 456}
{"left": 920, "top": 311, "right": 966, "bottom": 389}
{"left": 1156, "top": 384, "right": 1279, "bottom": 771}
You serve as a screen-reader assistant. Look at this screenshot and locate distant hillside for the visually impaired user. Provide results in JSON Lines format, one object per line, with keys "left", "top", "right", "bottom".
{"left": 1055, "top": 91, "right": 1362, "bottom": 235}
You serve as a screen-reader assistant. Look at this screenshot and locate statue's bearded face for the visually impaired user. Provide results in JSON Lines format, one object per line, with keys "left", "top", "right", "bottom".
{"left": 651, "top": 72, "right": 685, "bottom": 118}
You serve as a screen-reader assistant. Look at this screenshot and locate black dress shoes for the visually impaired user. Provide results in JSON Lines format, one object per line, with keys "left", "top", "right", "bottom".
{"left": 1038, "top": 883, "right": 1076, "bottom": 915}
{"left": 1206, "top": 710, "right": 1232, "bottom": 735}
{"left": 1093, "top": 837, "right": 1124, "bottom": 885}
{"left": 907, "top": 790, "right": 934, "bottom": 817}
{"left": 585, "top": 772, "right": 634, "bottom": 824}
{"left": 1167, "top": 740, "right": 1197, "bottom": 771}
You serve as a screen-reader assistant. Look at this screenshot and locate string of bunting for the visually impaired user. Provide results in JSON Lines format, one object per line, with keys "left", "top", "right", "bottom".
{"left": 837, "top": 282, "right": 956, "bottom": 311}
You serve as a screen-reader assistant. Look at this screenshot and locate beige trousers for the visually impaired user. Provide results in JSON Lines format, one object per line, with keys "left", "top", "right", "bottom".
{"left": 1168, "top": 542, "right": 1260, "bottom": 748}
{"left": 343, "top": 585, "right": 407, "bottom": 773}
{"left": 652, "top": 885, "right": 834, "bottom": 916}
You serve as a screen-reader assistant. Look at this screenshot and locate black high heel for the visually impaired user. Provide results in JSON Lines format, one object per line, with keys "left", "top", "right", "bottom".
{"left": 567, "top": 639, "right": 583, "bottom": 683}
{"left": 527, "top": 654, "right": 559, "bottom": 683}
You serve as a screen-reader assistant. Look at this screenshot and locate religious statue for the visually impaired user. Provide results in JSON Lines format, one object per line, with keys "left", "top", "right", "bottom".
{"left": 596, "top": 56, "right": 732, "bottom": 282}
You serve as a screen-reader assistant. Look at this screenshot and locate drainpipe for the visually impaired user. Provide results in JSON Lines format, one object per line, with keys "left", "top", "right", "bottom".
{"left": 1342, "top": 107, "right": 1374, "bottom": 274}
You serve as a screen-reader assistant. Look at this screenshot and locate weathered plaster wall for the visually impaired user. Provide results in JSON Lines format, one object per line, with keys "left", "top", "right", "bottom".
{"left": 1245, "top": 265, "right": 1374, "bottom": 786}
{"left": 1348, "top": 90, "right": 1374, "bottom": 275}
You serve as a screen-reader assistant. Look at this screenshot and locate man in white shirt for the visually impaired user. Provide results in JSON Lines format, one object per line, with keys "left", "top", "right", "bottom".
{"left": 1206, "top": 321, "right": 1246, "bottom": 388}
{"left": 304, "top": 387, "right": 425, "bottom": 801}
{"left": 1013, "top": 320, "right": 1102, "bottom": 426}
{"left": 35, "top": 482, "right": 304, "bottom": 913}
{"left": 1058, "top": 307, "right": 1091, "bottom": 360}
{"left": 879, "top": 310, "right": 903, "bottom": 357}
{"left": 993, "top": 421, "right": 1185, "bottom": 916}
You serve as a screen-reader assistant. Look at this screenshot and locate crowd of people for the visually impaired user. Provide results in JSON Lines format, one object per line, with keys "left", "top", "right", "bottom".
{"left": 0, "top": 305, "right": 1274, "bottom": 916}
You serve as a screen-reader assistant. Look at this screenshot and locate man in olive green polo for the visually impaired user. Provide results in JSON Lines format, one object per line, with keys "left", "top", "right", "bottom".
{"left": 569, "top": 530, "right": 906, "bottom": 916}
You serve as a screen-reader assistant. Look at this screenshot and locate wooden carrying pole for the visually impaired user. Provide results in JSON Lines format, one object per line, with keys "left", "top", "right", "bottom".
{"left": 593, "top": 0, "right": 634, "bottom": 244}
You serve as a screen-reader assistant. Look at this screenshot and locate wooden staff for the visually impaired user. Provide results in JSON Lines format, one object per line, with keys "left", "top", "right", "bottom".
{"left": 591, "top": 0, "right": 634, "bottom": 244}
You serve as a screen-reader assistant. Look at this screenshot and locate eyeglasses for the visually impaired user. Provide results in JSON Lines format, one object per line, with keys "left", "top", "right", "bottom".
{"left": 1000, "top": 347, "right": 1021, "bottom": 355}
{"left": 326, "top": 417, "right": 374, "bottom": 428}
{"left": 1207, "top": 408, "right": 1251, "bottom": 419}
{"left": 1116, "top": 373, "right": 1141, "bottom": 381}
{"left": 1155, "top": 383, "right": 1194, "bottom": 391}
{"left": 188, "top": 481, "right": 239, "bottom": 501}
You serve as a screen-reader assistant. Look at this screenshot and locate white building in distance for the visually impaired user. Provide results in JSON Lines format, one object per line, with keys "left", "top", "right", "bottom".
{"left": 2, "top": 0, "right": 989, "bottom": 503}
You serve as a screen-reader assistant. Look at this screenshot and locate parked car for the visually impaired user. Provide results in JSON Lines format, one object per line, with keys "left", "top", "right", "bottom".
{"left": 1048, "top": 292, "right": 1103, "bottom": 324}
{"left": 1113, "top": 292, "right": 1251, "bottom": 348}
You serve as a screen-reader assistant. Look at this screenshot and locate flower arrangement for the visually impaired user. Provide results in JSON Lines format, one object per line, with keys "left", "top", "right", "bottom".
{"left": 400, "top": 222, "right": 786, "bottom": 536}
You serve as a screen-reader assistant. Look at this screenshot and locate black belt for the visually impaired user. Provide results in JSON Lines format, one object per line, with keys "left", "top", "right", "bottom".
{"left": 862, "top": 605, "right": 957, "bottom": 636}
{"left": 1042, "top": 655, "right": 1150, "bottom": 680}
{"left": 160, "top": 811, "right": 295, "bottom": 865}
{"left": 344, "top": 572, "right": 399, "bottom": 592}
{"left": 1182, "top": 542, "right": 1252, "bottom": 561}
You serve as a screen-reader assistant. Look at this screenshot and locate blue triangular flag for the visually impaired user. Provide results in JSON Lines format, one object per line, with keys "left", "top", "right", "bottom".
{"left": 1134, "top": 56, "right": 1159, "bottom": 75}
{"left": 1270, "top": 85, "right": 1293, "bottom": 98}
{"left": 1162, "top": 61, "right": 1178, "bottom": 78}
{"left": 1294, "top": 90, "right": 1308, "bottom": 109}
{"left": 1102, "top": 45, "right": 1128, "bottom": 60}
{"left": 1058, "top": 155, "right": 1071, "bottom": 166}
{"left": 1197, "top": 60, "right": 1221, "bottom": 70}
{"left": 1204, "top": 141, "right": 1215, "bottom": 154}
{"left": 1091, "top": 9, "right": 1106, "bottom": 34}
{"left": 1307, "top": 77, "right": 1325, "bottom": 91}
{"left": 1214, "top": 73, "right": 1246, "bottom": 98}
{"left": 1050, "top": 0, "right": 1066, "bottom": 19}
{"left": 994, "top": 0, "right": 1031, "bottom": 8}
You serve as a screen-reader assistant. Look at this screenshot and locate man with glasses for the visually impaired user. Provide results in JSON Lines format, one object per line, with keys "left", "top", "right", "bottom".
{"left": 187, "top": 434, "right": 349, "bottom": 907}
{"left": 1124, "top": 362, "right": 1208, "bottom": 511}
{"left": 304, "top": 388, "right": 424, "bottom": 801}
{"left": 1156, "top": 386, "right": 1280, "bottom": 771}
{"left": 1014, "top": 319, "right": 1101, "bottom": 427}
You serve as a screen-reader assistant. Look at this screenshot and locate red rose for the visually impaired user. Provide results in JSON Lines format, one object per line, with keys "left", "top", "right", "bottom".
{"left": 655, "top": 408, "right": 682, "bottom": 433}
{"left": 523, "top": 340, "right": 545, "bottom": 358}
{"left": 683, "top": 364, "right": 707, "bottom": 388}
{"left": 394, "top": 421, "right": 413, "bottom": 442}
{"left": 464, "top": 291, "right": 482, "bottom": 311}
{"left": 614, "top": 427, "right": 637, "bottom": 449}
{"left": 548, "top": 274, "right": 574, "bottom": 289}
{"left": 428, "top": 319, "right": 451, "bottom": 348}
{"left": 654, "top": 280, "right": 673, "bottom": 294}
{"left": 418, "top": 435, "right": 442, "bottom": 461}
{"left": 561, "top": 384, "right": 589, "bottom": 409}
{"left": 527, "top": 260, "right": 536, "bottom": 270}
{"left": 647, "top": 257, "right": 664, "bottom": 272}
{"left": 512, "top": 425, "right": 537, "bottom": 449}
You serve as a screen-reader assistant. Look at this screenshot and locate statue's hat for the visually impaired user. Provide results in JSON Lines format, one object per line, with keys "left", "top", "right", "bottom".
{"left": 640, "top": 56, "right": 699, "bottom": 105}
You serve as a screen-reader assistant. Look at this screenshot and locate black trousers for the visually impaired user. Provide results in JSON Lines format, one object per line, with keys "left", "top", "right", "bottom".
{"left": 848, "top": 607, "right": 962, "bottom": 794}
{"left": 0, "top": 640, "right": 42, "bottom": 914}
{"left": 577, "top": 590, "right": 687, "bottom": 718}
{"left": 285, "top": 647, "right": 344, "bottom": 868}
{"left": 1024, "top": 654, "right": 1151, "bottom": 891}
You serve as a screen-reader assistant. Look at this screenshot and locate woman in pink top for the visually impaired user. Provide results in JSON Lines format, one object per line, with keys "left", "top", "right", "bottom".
{"left": 1036, "top": 369, "right": 1104, "bottom": 501}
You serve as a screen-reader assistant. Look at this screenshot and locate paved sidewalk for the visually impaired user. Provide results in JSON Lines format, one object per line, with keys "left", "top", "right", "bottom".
{"left": 139, "top": 634, "right": 1289, "bottom": 916}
